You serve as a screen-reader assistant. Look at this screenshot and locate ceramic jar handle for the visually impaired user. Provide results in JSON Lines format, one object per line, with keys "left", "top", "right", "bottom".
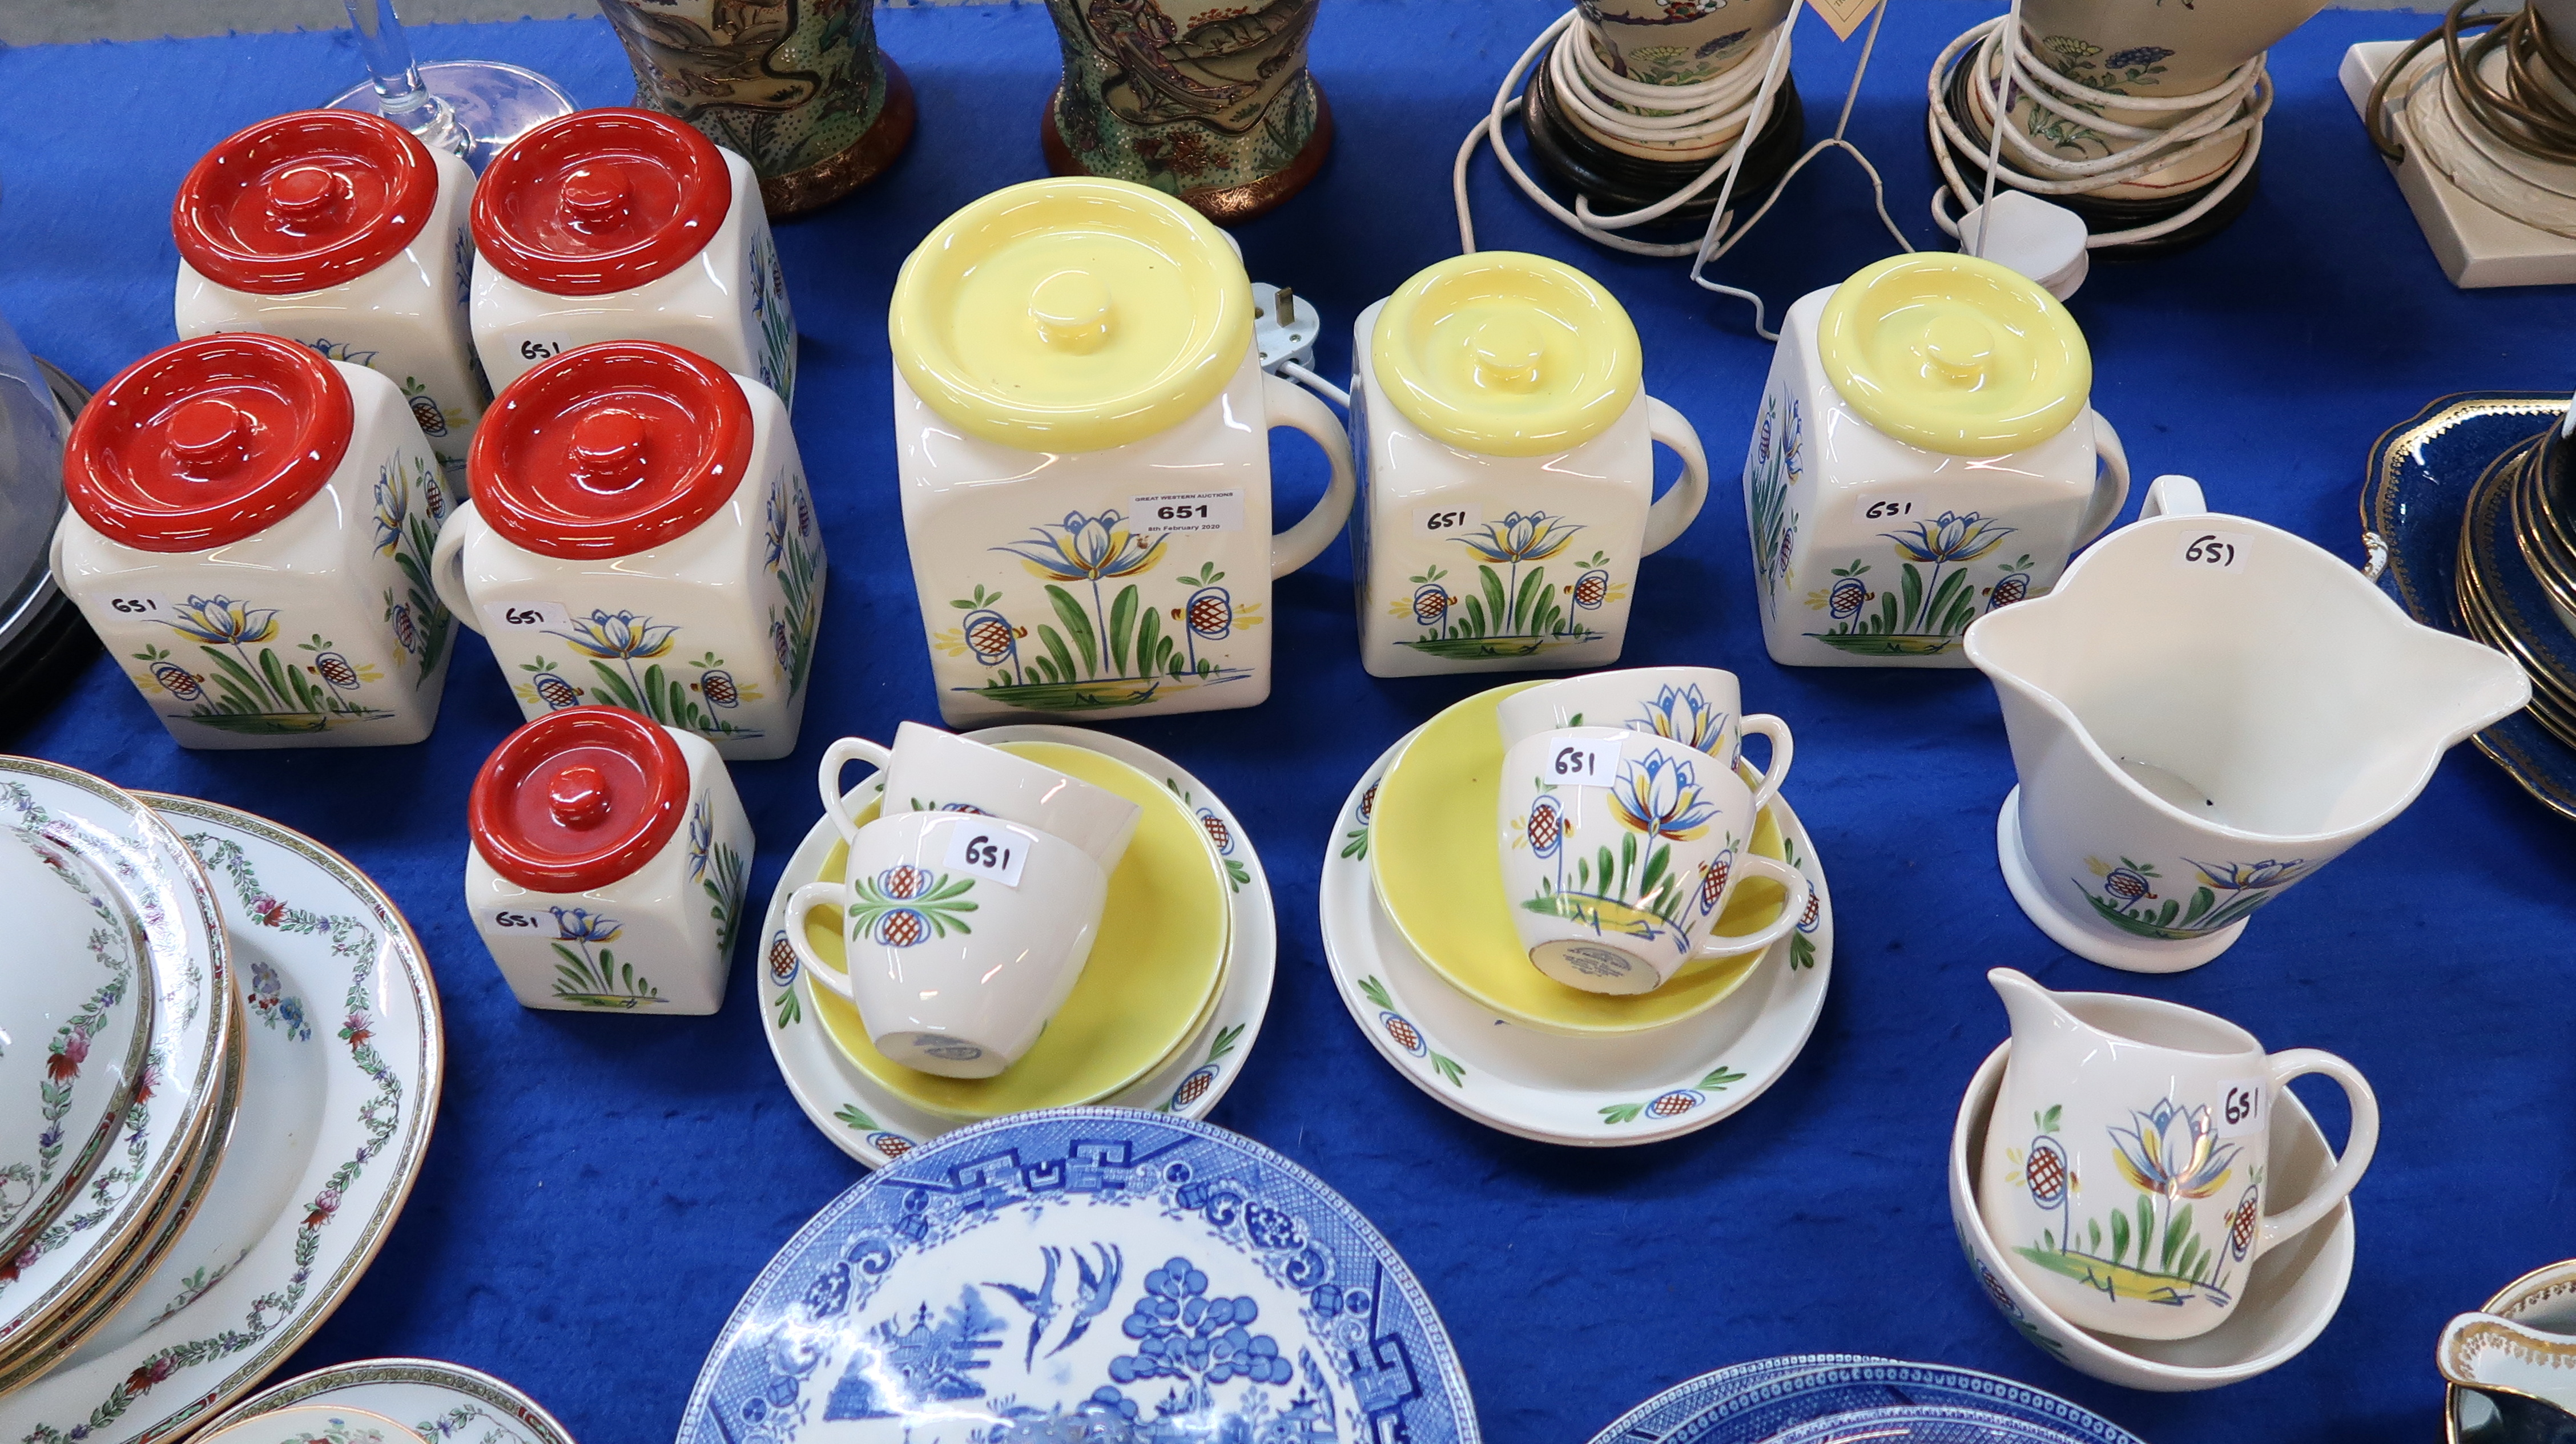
{"left": 1641, "top": 396, "right": 1709, "bottom": 556}
{"left": 1261, "top": 373, "right": 1356, "bottom": 579}
{"left": 1692, "top": 853, "right": 1812, "bottom": 961}
{"left": 2139, "top": 474, "right": 2207, "bottom": 520}
{"left": 2254, "top": 1047, "right": 2380, "bottom": 1257}
{"left": 2072, "top": 410, "right": 2131, "bottom": 549}
{"left": 429, "top": 501, "right": 485, "bottom": 634}
{"left": 1739, "top": 713, "right": 1794, "bottom": 813}
{"left": 816, "top": 736, "right": 893, "bottom": 846}
{"left": 781, "top": 880, "right": 860, "bottom": 1002}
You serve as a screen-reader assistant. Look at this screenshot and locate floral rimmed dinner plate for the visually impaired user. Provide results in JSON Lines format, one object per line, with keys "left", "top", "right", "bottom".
{"left": 197, "top": 1356, "right": 575, "bottom": 1444}
{"left": 1322, "top": 729, "right": 1832, "bottom": 1146}
{"left": 1370, "top": 683, "right": 1802, "bottom": 1036}
{"left": 196, "top": 1403, "right": 414, "bottom": 1444}
{"left": 759, "top": 725, "right": 1275, "bottom": 1167}
{"left": 0, "top": 796, "right": 441, "bottom": 1444}
{"left": 0, "top": 761, "right": 232, "bottom": 1380}
{"left": 676, "top": 1108, "right": 1480, "bottom": 1444}
{"left": 796, "top": 741, "right": 1231, "bottom": 1121}
{"left": 2362, "top": 391, "right": 2576, "bottom": 820}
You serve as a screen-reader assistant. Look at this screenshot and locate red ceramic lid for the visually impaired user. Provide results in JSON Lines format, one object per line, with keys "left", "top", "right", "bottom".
{"left": 468, "top": 341, "right": 752, "bottom": 560}
{"left": 63, "top": 333, "right": 355, "bottom": 554}
{"left": 472, "top": 108, "right": 729, "bottom": 297}
{"left": 172, "top": 109, "right": 438, "bottom": 296}
{"left": 470, "top": 706, "right": 691, "bottom": 892}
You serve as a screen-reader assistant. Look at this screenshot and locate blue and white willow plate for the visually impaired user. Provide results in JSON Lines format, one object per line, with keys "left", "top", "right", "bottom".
{"left": 677, "top": 1108, "right": 1478, "bottom": 1444}
{"left": 1664, "top": 1361, "right": 2141, "bottom": 1444}
{"left": 2362, "top": 391, "right": 2576, "bottom": 820}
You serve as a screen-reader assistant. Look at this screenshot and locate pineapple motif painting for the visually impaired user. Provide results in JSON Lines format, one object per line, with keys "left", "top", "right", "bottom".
{"left": 1393, "top": 513, "right": 1612, "bottom": 660}
{"left": 932, "top": 512, "right": 1260, "bottom": 713}
{"left": 1743, "top": 392, "right": 1802, "bottom": 618}
{"left": 2079, "top": 854, "right": 2313, "bottom": 941}
{"left": 513, "top": 611, "right": 766, "bottom": 744}
{"left": 128, "top": 601, "right": 393, "bottom": 737}
{"left": 375, "top": 451, "right": 455, "bottom": 686}
{"left": 1802, "top": 514, "right": 2026, "bottom": 656}
{"left": 2004, "top": 1098, "right": 2252, "bottom": 1313}
{"left": 848, "top": 864, "right": 977, "bottom": 947}
{"left": 763, "top": 466, "right": 824, "bottom": 699}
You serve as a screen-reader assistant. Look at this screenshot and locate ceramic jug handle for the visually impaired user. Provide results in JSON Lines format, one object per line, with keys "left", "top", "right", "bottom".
{"left": 1261, "top": 373, "right": 1356, "bottom": 578}
{"left": 1690, "top": 854, "right": 1812, "bottom": 960}
{"left": 1641, "top": 396, "right": 1709, "bottom": 556}
{"left": 817, "top": 737, "right": 893, "bottom": 847}
{"left": 2254, "top": 1047, "right": 2380, "bottom": 1256}
{"left": 2139, "top": 474, "right": 2207, "bottom": 520}
{"left": 1739, "top": 713, "right": 1793, "bottom": 813}
{"left": 2072, "top": 410, "right": 2130, "bottom": 548}
{"left": 781, "top": 881, "right": 860, "bottom": 1003}
{"left": 429, "top": 501, "right": 482, "bottom": 634}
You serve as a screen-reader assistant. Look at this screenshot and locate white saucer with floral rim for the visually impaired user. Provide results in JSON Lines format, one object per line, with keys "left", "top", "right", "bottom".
{"left": 1320, "top": 728, "right": 1833, "bottom": 1145}
{"left": 0, "top": 797, "right": 441, "bottom": 1444}
{"left": 195, "top": 1357, "right": 574, "bottom": 1444}
{"left": 757, "top": 724, "right": 1275, "bottom": 1168}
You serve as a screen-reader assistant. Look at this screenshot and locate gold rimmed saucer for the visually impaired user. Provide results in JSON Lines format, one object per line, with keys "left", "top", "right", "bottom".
{"left": 1369, "top": 683, "right": 1796, "bottom": 1038}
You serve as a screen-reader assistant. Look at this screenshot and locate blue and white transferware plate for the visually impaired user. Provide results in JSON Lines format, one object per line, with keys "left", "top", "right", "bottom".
{"left": 2362, "top": 391, "right": 2576, "bottom": 820}
{"left": 1664, "top": 1361, "right": 2141, "bottom": 1444}
{"left": 198, "top": 1356, "right": 575, "bottom": 1444}
{"left": 677, "top": 1108, "right": 1478, "bottom": 1444}
{"left": 1584, "top": 1356, "right": 1887, "bottom": 1444}
{"left": 1762, "top": 1404, "right": 2094, "bottom": 1444}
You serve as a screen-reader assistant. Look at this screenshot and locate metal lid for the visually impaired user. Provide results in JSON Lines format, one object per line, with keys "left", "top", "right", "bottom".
{"left": 469, "top": 706, "right": 690, "bottom": 891}
{"left": 172, "top": 109, "right": 438, "bottom": 296}
{"left": 467, "top": 341, "right": 752, "bottom": 560}
{"left": 62, "top": 333, "right": 352, "bottom": 554}
{"left": 1817, "top": 253, "right": 2092, "bottom": 457}
{"left": 1370, "top": 251, "right": 1642, "bottom": 457}
{"left": 472, "top": 107, "right": 730, "bottom": 297}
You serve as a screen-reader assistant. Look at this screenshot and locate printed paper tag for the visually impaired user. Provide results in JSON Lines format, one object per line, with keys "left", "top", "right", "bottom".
{"left": 100, "top": 591, "right": 171, "bottom": 619}
{"left": 481, "top": 600, "right": 572, "bottom": 633}
{"left": 1540, "top": 729, "right": 1621, "bottom": 790}
{"left": 1130, "top": 490, "right": 1245, "bottom": 533}
{"left": 2174, "top": 530, "right": 2255, "bottom": 572}
{"left": 1412, "top": 503, "right": 1482, "bottom": 535}
{"left": 1805, "top": 0, "right": 1884, "bottom": 41}
{"left": 1853, "top": 495, "right": 1925, "bottom": 526}
{"left": 2216, "top": 1079, "right": 2266, "bottom": 1138}
{"left": 510, "top": 333, "right": 575, "bottom": 366}
{"left": 943, "top": 821, "right": 1035, "bottom": 888}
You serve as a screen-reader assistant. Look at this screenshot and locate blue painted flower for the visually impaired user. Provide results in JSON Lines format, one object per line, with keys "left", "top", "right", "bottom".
{"left": 548, "top": 609, "right": 678, "bottom": 661}
{"left": 1884, "top": 510, "right": 2016, "bottom": 566}
{"left": 549, "top": 906, "right": 623, "bottom": 945}
{"left": 1627, "top": 683, "right": 1726, "bottom": 754}
{"left": 1459, "top": 510, "right": 1581, "bottom": 566}
{"left": 2108, "top": 1098, "right": 2239, "bottom": 1200}
{"left": 994, "top": 510, "right": 1166, "bottom": 582}
{"left": 372, "top": 470, "right": 408, "bottom": 557}
{"left": 2188, "top": 858, "right": 2312, "bottom": 892}
{"left": 2104, "top": 45, "right": 2173, "bottom": 68}
{"left": 1608, "top": 751, "right": 1721, "bottom": 842}
{"left": 165, "top": 595, "right": 279, "bottom": 647}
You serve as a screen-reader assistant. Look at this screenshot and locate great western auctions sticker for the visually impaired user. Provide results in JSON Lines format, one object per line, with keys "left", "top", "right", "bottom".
{"left": 1130, "top": 490, "right": 1245, "bottom": 533}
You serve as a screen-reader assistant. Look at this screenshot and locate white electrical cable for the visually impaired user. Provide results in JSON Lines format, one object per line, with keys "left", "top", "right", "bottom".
{"left": 1454, "top": 3, "right": 1912, "bottom": 341}
{"left": 1926, "top": 12, "right": 2273, "bottom": 250}
{"left": 1278, "top": 360, "right": 1349, "bottom": 408}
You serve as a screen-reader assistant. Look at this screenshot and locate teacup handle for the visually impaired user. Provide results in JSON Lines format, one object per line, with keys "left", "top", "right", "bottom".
{"left": 1691, "top": 853, "right": 1813, "bottom": 961}
{"left": 816, "top": 736, "right": 893, "bottom": 847}
{"left": 781, "top": 881, "right": 859, "bottom": 1003}
{"left": 429, "top": 501, "right": 483, "bottom": 634}
{"left": 1738, "top": 713, "right": 1793, "bottom": 813}
{"left": 2254, "top": 1048, "right": 2380, "bottom": 1256}
{"left": 1261, "top": 373, "right": 1356, "bottom": 578}
{"left": 2072, "top": 409, "right": 2131, "bottom": 548}
{"left": 1640, "top": 396, "right": 1710, "bottom": 556}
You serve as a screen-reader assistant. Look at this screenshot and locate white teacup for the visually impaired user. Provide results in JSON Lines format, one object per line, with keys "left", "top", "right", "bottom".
{"left": 818, "top": 721, "right": 1141, "bottom": 871}
{"left": 1499, "top": 727, "right": 1810, "bottom": 995}
{"left": 1496, "top": 665, "right": 1793, "bottom": 812}
{"left": 784, "top": 810, "right": 1106, "bottom": 1079}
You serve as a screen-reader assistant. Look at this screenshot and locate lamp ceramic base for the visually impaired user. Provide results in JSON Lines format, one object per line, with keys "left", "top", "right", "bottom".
{"left": 328, "top": 59, "right": 575, "bottom": 173}
{"left": 2340, "top": 41, "right": 2576, "bottom": 289}
{"left": 1996, "top": 788, "right": 2244, "bottom": 973}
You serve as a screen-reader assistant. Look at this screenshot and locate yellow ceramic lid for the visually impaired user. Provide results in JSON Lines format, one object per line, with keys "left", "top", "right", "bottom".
{"left": 1370, "top": 251, "right": 1642, "bottom": 457}
{"left": 888, "top": 178, "right": 1254, "bottom": 454}
{"left": 1817, "top": 253, "right": 2091, "bottom": 457}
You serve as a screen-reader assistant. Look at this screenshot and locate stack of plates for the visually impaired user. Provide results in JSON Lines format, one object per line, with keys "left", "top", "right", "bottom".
{"left": 0, "top": 759, "right": 440, "bottom": 1444}
{"left": 2459, "top": 414, "right": 2576, "bottom": 745}
{"left": 1587, "top": 1356, "right": 2143, "bottom": 1444}
{"left": 758, "top": 726, "right": 1277, "bottom": 1167}
{"left": 1318, "top": 684, "right": 1833, "bottom": 1146}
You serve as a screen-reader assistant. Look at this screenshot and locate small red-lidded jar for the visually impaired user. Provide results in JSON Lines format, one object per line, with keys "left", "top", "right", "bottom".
{"left": 430, "top": 340, "right": 823, "bottom": 763}
{"left": 465, "top": 704, "right": 753, "bottom": 1014}
{"left": 173, "top": 110, "right": 486, "bottom": 474}
{"left": 51, "top": 331, "right": 456, "bottom": 749}
{"left": 469, "top": 108, "right": 799, "bottom": 407}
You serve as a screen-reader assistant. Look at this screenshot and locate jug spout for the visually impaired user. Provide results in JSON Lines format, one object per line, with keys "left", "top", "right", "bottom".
{"left": 1989, "top": 967, "right": 2078, "bottom": 1048}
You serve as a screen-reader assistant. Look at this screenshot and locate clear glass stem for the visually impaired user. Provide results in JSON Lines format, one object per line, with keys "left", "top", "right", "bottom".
{"left": 344, "top": 0, "right": 469, "bottom": 155}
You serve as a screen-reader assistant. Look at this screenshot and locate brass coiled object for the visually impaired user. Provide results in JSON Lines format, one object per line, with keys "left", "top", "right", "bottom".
{"left": 2366, "top": 0, "right": 2576, "bottom": 164}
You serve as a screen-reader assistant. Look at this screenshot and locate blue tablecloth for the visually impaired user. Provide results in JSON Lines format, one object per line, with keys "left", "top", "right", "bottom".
{"left": 2, "top": 3, "right": 2566, "bottom": 1441}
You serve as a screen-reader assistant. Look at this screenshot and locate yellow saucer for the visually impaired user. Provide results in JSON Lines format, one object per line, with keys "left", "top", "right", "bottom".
{"left": 798, "top": 741, "right": 1231, "bottom": 1118}
{"left": 1370, "top": 683, "right": 1792, "bottom": 1036}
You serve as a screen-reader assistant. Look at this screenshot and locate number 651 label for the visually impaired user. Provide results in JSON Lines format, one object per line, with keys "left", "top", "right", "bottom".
{"left": 2216, "top": 1078, "right": 2266, "bottom": 1138}
{"left": 943, "top": 821, "right": 1035, "bottom": 888}
{"left": 2176, "top": 530, "right": 2253, "bottom": 571}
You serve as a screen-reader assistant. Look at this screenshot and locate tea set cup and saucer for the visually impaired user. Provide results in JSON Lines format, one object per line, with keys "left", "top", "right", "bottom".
{"left": 1318, "top": 665, "right": 1833, "bottom": 1146}
{"left": 757, "top": 721, "right": 1274, "bottom": 1167}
